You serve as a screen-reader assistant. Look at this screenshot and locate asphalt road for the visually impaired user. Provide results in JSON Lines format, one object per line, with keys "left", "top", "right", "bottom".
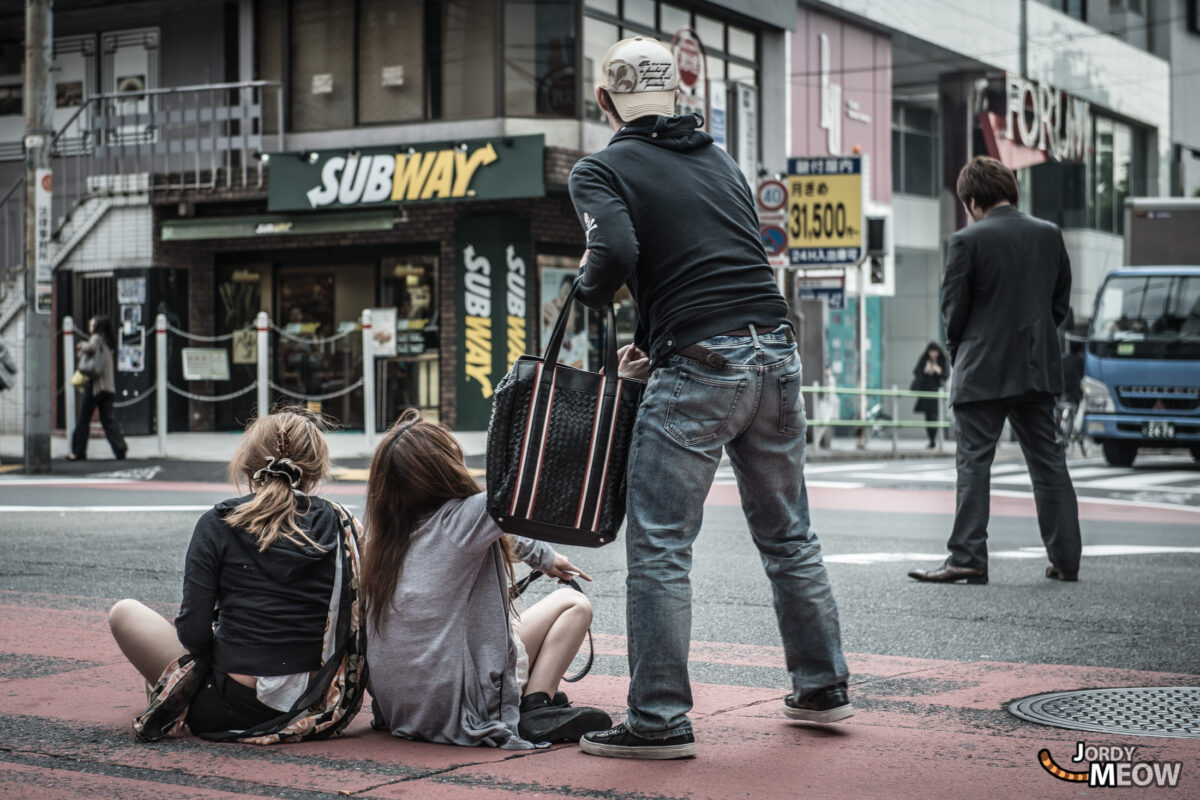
{"left": 2, "top": 450, "right": 1197, "bottom": 679}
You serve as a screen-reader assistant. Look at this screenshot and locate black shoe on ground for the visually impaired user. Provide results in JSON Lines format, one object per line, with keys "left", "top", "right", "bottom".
{"left": 579, "top": 722, "right": 697, "bottom": 759}
{"left": 1045, "top": 565, "right": 1078, "bottom": 582}
{"left": 782, "top": 682, "right": 854, "bottom": 723}
{"left": 518, "top": 692, "right": 612, "bottom": 744}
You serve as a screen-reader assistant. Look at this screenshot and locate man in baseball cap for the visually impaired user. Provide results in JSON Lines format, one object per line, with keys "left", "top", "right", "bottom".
{"left": 597, "top": 36, "right": 679, "bottom": 121}
{"left": 569, "top": 36, "right": 853, "bottom": 760}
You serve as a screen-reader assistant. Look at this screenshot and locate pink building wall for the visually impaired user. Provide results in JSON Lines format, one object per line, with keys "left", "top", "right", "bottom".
{"left": 790, "top": 7, "right": 893, "bottom": 203}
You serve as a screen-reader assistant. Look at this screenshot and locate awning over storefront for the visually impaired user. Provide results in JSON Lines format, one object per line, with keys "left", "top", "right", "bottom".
{"left": 160, "top": 210, "right": 398, "bottom": 241}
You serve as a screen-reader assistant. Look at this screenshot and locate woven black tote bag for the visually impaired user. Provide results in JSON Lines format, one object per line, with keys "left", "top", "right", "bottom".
{"left": 486, "top": 281, "right": 644, "bottom": 548}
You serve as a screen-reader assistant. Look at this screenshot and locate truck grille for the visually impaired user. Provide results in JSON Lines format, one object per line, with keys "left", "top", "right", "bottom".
{"left": 1116, "top": 386, "right": 1200, "bottom": 411}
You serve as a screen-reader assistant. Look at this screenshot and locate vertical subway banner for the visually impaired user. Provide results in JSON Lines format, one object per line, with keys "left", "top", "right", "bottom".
{"left": 455, "top": 216, "right": 531, "bottom": 429}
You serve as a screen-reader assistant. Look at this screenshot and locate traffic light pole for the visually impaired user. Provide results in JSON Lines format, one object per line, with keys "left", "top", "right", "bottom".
{"left": 23, "top": 0, "right": 54, "bottom": 473}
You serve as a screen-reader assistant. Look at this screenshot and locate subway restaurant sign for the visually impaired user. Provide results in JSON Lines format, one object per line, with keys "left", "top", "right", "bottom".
{"left": 455, "top": 216, "right": 532, "bottom": 429}
{"left": 267, "top": 135, "right": 545, "bottom": 212}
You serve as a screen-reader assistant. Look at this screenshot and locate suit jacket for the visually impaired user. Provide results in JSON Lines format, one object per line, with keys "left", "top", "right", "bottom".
{"left": 941, "top": 205, "right": 1072, "bottom": 406}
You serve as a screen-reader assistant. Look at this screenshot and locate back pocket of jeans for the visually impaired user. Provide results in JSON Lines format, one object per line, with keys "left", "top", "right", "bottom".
{"left": 664, "top": 370, "right": 745, "bottom": 447}
{"left": 778, "top": 369, "right": 806, "bottom": 435}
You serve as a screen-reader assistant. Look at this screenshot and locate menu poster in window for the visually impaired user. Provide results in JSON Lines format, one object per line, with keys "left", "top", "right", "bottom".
{"left": 231, "top": 329, "right": 258, "bottom": 365}
{"left": 117, "top": 277, "right": 146, "bottom": 304}
{"left": 182, "top": 347, "right": 231, "bottom": 381}
{"left": 370, "top": 307, "right": 398, "bottom": 357}
{"left": 539, "top": 266, "right": 587, "bottom": 369}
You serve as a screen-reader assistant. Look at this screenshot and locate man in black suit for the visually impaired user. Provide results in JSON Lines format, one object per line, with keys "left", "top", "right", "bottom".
{"left": 908, "top": 156, "right": 1082, "bottom": 585}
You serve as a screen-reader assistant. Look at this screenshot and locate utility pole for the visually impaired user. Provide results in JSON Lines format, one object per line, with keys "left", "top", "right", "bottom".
{"left": 24, "top": 0, "right": 53, "bottom": 473}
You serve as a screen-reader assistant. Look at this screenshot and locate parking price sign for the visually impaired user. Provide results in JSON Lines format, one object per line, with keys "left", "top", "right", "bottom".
{"left": 786, "top": 156, "right": 863, "bottom": 266}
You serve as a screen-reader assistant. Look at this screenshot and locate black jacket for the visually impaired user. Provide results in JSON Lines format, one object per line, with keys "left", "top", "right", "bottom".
{"left": 941, "top": 205, "right": 1071, "bottom": 405}
{"left": 175, "top": 494, "right": 343, "bottom": 676}
{"left": 568, "top": 114, "right": 788, "bottom": 366}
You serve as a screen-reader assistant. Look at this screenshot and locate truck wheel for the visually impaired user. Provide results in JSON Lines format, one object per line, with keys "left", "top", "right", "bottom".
{"left": 1102, "top": 440, "right": 1137, "bottom": 467}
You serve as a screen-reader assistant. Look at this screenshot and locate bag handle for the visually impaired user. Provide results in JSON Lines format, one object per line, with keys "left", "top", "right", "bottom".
{"left": 542, "top": 278, "right": 619, "bottom": 381}
{"left": 511, "top": 569, "right": 594, "bottom": 683}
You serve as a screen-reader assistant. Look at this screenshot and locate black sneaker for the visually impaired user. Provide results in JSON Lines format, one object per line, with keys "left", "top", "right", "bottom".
{"left": 518, "top": 692, "right": 612, "bottom": 744}
{"left": 579, "top": 723, "right": 697, "bottom": 760}
{"left": 782, "top": 683, "right": 854, "bottom": 723}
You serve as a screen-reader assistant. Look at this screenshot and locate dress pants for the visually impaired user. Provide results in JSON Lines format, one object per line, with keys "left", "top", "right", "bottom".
{"left": 948, "top": 391, "right": 1081, "bottom": 574}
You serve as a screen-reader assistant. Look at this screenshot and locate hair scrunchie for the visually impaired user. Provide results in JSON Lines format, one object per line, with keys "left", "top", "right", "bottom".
{"left": 253, "top": 456, "right": 302, "bottom": 488}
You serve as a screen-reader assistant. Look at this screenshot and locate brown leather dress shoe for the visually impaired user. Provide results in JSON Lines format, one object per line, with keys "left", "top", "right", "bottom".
{"left": 907, "top": 560, "right": 988, "bottom": 584}
{"left": 1045, "top": 565, "right": 1078, "bottom": 581}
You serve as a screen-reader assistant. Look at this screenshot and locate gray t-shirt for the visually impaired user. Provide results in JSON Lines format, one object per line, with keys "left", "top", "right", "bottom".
{"left": 366, "top": 492, "right": 555, "bottom": 749}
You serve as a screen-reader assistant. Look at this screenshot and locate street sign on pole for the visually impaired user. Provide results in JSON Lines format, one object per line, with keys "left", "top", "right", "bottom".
{"left": 786, "top": 156, "right": 863, "bottom": 267}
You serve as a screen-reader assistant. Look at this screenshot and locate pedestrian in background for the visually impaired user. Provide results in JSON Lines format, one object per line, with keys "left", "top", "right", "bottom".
{"left": 911, "top": 341, "right": 948, "bottom": 449}
{"left": 569, "top": 36, "right": 851, "bottom": 760}
{"left": 908, "top": 156, "right": 1081, "bottom": 586}
{"left": 68, "top": 314, "right": 127, "bottom": 461}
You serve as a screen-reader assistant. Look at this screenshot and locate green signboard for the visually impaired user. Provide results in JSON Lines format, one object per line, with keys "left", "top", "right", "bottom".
{"left": 454, "top": 216, "right": 532, "bottom": 430}
{"left": 267, "top": 135, "right": 545, "bottom": 212}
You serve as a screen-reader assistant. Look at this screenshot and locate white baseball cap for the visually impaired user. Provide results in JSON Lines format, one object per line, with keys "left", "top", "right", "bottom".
{"left": 600, "top": 37, "right": 678, "bottom": 120}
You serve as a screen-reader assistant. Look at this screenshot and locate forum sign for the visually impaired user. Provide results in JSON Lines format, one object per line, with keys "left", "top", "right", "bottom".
{"left": 1004, "top": 73, "right": 1089, "bottom": 162}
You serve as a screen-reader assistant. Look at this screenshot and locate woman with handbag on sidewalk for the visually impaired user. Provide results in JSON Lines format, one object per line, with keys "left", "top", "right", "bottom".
{"left": 69, "top": 314, "right": 127, "bottom": 461}
{"left": 362, "top": 409, "right": 611, "bottom": 748}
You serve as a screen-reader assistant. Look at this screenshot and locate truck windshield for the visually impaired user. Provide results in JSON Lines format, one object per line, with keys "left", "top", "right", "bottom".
{"left": 1093, "top": 275, "right": 1200, "bottom": 342}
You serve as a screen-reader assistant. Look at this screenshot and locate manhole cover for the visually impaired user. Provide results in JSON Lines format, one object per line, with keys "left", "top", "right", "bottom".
{"left": 1008, "top": 687, "right": 1200, "bottom": 739}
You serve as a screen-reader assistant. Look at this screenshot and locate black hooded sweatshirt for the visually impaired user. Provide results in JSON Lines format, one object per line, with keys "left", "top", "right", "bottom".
{"left": 568, "top": 113, "right": 788, "bottom": 366}
{"left": 175, "top": 494, "right": 343, "bottom": 676}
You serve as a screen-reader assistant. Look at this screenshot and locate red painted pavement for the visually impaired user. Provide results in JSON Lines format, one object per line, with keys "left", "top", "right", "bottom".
{"left": 0, "top": 591, "right": 1196, "bottom": 799}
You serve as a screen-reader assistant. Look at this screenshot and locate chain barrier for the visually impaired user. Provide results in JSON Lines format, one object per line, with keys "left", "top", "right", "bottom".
{"left": 268, "top": 377, "right": 365, "bottom": 402}
{"left": 113, "top": 387, "right": 155, "bottom": 408}
{"left": 164, "top": 323, "right": 249, "bottom": 343}
{"left": 269, "top": 322, "right": 356, "bottom": 346}
{"left": 167, "top": 381, "right": 258, "bottom": 402}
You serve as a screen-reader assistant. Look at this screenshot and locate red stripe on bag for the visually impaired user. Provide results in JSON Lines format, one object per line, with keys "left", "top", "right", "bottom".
{"left": 574, "top": 386, "right": 607, "bottom": 528}
{"left": 591, "top": 379, "right": 624, "bottom": 531}
{"left": 526, "top": 367, "right": 559, "bottom": 519}
{"left": 510, "top": 362, "right": 544, "bottom": 516}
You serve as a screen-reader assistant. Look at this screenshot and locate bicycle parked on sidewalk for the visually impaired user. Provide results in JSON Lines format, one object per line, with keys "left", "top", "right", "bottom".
{"left": 1054, "top": 399, "right": 1090, "bottom": 458}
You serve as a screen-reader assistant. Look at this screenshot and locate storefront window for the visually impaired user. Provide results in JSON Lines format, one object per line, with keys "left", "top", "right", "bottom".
{"left": 504, "top": 0, "right": 576, "bottom": 117}
{"left": 583, "top": 17, "right": 619, "bottom": 124}
{"left": 537, "top": 253, "right": 635, "bottom": 372}
{"left": 379, "top": 255, "right": 440, "bottom": 425}
{"left": 441, "top": 0, "right": 496, "bottom": 119}
{"left": 358, "top": 0, "right": 424, "bottom": 124}
{"left": 892, "top": 103, "right": 938, "bottom": 197}
{"left": 289, "top": 0, "right": 354, "bottom": 132}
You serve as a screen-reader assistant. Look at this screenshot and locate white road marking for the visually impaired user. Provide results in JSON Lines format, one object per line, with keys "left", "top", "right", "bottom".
{"left": 0, "top": 505, "right": 213, "bottom": 512}
{"left": 713, "top": 478, "right": 865, "bottom": 489}
{"left": 826, "top": 545, "right": 1200, "bottom": 565}
{"left": 1079, "top": 471, "right": 1200, "bottom": 491}
{"left": 991, "top": 489, "right": 1200, "bottom": 513}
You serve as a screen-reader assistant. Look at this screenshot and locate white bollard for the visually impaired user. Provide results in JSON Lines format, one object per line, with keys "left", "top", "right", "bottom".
{"left": 156, "top": 314, "right": 167, "bottom": 457}
{"left": 256, "top": 311, "right": 269, "bottom": 419}
{"left": 891, "top": 384, "right": 899, "bottom": 454}
{"left": 63, "top": 316, "right": 76, "bottom": 447}
{"left": 362, "top": 309, "right": 376, "bottom": 453}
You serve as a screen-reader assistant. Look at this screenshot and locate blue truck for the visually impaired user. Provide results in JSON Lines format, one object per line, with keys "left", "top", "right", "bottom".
{"left": 1082, "top": 199, "right": 1200, "bottom": 467}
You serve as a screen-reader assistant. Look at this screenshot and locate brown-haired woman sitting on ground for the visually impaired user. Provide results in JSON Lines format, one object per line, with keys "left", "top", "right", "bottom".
{"left": 108, "top": 409, "right": 366, "bottom": 742}
{"left": 362, "top": 409, "right": 611, "bottom": 748}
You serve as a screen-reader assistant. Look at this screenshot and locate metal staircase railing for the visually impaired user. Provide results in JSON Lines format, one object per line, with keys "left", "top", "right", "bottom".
{"left": 0, "top": 79, "right": 283, "bottom": 289}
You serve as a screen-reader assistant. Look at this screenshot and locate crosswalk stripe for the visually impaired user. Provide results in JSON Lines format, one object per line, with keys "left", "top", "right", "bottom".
{"left": 825, "top": 545, "right": 1200, "bottom": 565}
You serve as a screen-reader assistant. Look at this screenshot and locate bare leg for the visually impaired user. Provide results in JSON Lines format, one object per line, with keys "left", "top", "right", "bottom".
{"left": 513, "top": 588, "right": 592, "bottom": 697}
{"left": 108, "top": 599, "right": 188, "bottom": 683}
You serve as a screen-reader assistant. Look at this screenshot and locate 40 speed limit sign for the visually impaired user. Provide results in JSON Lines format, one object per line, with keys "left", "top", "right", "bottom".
{"left": 786, "top": 156, "right": 863, "bottom": 266}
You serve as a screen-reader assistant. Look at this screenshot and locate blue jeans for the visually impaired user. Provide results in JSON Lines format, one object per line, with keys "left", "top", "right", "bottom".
{"left": 624, "top": 325, "right": 849, "bottom": 738}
